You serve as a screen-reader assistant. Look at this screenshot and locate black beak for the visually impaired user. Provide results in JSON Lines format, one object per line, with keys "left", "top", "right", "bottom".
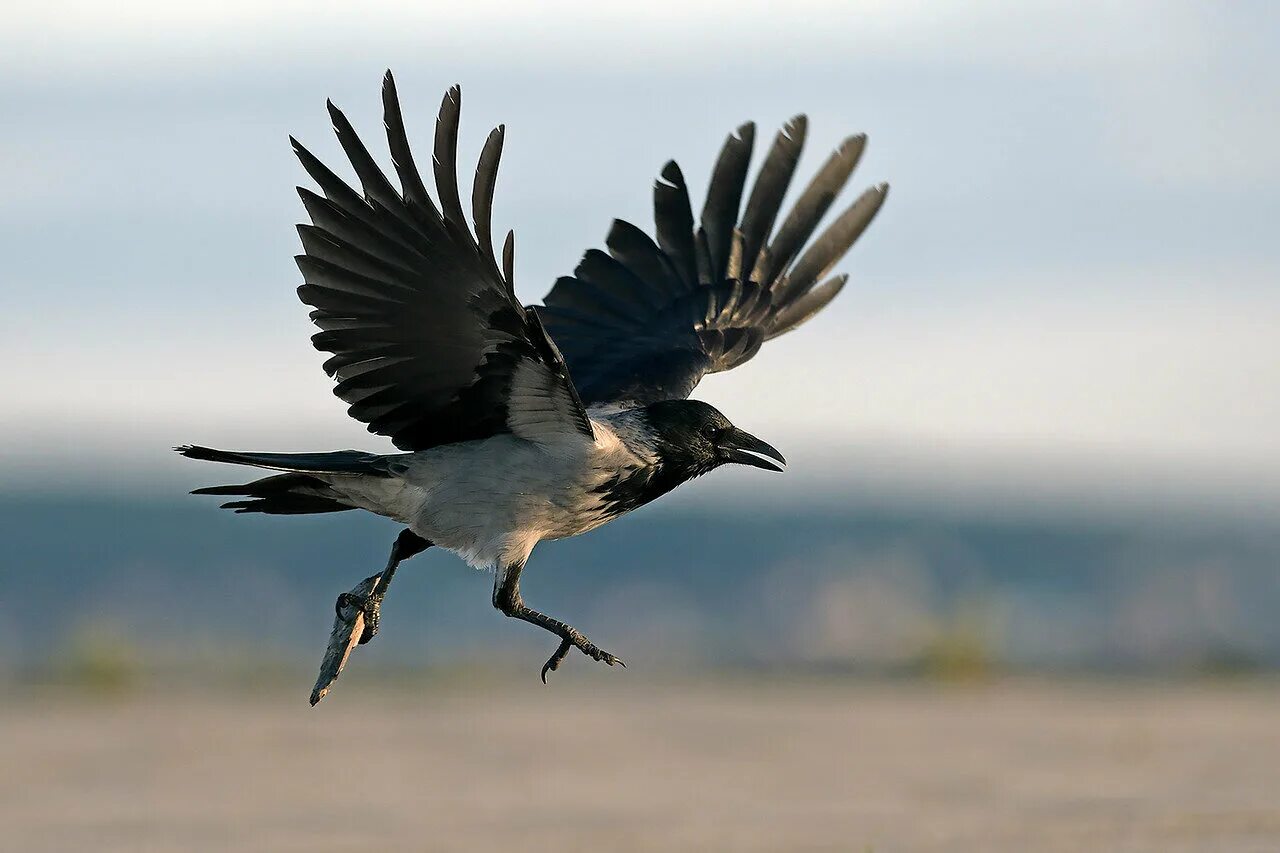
{"left": 720, "top": 427, "right": 787, "bottom": 473}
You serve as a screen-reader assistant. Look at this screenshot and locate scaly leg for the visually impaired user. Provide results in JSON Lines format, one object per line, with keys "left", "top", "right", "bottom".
{"left": 492, "top": 560, "right": 624, "bottom": 682}
{"left": 336, "top": 528, "right": 431, "bottom": 644}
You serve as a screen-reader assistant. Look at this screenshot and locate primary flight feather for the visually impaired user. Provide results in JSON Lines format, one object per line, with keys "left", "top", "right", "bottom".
{"left": 179, "top": 71, "right": 888, "bottom": 682}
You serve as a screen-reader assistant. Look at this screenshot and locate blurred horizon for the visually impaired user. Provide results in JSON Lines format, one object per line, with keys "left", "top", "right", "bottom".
{"left": 6, "top": 489, "right": 1279, "bottom": 684}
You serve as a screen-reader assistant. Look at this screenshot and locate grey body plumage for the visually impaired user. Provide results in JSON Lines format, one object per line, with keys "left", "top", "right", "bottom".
{"left": 179, "top": 72, "right": 885, "bottom": 679}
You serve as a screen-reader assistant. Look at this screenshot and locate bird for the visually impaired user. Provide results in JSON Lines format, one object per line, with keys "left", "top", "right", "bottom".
{"left": 178, "top": 71, "right": 888, "bottom": 682}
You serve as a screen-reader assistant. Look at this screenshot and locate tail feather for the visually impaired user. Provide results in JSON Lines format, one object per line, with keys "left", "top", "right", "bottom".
{"left": 177, "top": 445, "right": 389, "bottom": 515}
{"left": 175, "top": 445, "right": 392, "bottom": 475}
{"left": 218, "top": 495, "right": 353, "bottom": 515}
{"left": 190, "top": 472, "right": 355, "bottom": 515}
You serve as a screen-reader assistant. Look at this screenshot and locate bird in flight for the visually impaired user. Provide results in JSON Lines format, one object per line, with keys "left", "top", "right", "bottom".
{"left": 179, "top": 71, "right": 887, "bottom": 682}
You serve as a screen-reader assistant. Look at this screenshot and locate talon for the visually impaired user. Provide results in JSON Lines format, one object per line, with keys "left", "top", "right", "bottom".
{"left": 583, "top": 643, "right": 616, "bottom": 664}
{"left": 539, "top": 635, "right": 625, "bottom": 681}
{"left": 590, "top": 647, "right": 623, "bottom": 667}
{"left": 541, "top": 638, "right": 573, "bottom": 683}
{"left": 334, "top": 591, "right": 381, "bottom": 644}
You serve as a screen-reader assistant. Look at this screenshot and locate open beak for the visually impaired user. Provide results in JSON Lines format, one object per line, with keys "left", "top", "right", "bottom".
{"left": 720, "top": 428, "right": 787, "bottom": 473}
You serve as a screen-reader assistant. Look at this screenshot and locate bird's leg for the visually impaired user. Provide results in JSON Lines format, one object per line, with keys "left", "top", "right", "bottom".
{"left": 335, "top": 528, "right": 431, "bottom": 644}
{"left": 492, "top": 560, "right": 625, "bottom": 682}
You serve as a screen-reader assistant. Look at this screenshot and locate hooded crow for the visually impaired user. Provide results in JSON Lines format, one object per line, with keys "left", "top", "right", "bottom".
{"left": 179, "top": 72, "right": 887, "bottom": 681}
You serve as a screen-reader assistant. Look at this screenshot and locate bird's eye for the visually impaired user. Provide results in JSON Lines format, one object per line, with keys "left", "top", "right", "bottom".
{"left": 702, "top": 425, "right": 720, "bottom": 440}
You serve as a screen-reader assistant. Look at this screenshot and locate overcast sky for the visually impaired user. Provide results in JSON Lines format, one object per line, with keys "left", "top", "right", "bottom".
{"left": 2, "top": 1, "right": 1277, "bottom": 510}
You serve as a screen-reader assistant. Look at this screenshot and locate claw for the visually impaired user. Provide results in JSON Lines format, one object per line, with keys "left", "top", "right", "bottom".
{"left": 334, "top": 591, "right": 381, "bottom": 645}
{"left": 540, "top": 636, "right": 625, "bottom": 682}
{"left": 540, "top": 638, "right": 573, "bottom": 683}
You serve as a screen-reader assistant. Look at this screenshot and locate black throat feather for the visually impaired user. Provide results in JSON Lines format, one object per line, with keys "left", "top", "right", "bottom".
{"left": 592, "top": 453, "right": 718, "bottom": 519}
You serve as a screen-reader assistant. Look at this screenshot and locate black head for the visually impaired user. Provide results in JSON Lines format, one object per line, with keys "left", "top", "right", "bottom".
{"left": 643, "top": 400, "right": 786, "bottom": 479}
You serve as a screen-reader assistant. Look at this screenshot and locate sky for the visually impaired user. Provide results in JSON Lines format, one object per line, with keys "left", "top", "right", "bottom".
{"left": 2, "top": 1, "right": 1278, "bottom": 514}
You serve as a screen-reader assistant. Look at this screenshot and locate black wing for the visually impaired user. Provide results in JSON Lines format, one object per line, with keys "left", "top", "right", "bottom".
{"left": 537, "top": 117, "right": 887, "bottom": 407}
{"left": 293, "top": 73, "right": 593, "bottom": 451}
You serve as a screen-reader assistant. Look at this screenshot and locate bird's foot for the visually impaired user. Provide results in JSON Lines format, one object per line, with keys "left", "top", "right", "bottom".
{"left": 541, "top": 630, "right": 625, "bottom": 683}
{"left": 335, "top": 590, "right": 384, "bottom": 644}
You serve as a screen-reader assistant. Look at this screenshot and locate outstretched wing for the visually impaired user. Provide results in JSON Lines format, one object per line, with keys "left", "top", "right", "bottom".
{"left": 537, "top": 117, "right": 887, "bottom": 407}
{"left": 293, "top": 73, "right": 593, "bottom": 451}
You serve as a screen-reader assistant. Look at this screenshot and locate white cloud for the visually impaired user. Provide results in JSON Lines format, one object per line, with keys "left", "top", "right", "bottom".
{"left": 1092, "top": 5, "right": 1280, "bottom": 188}
{"left": 6, "top": 264, "right": 1279, "bottom": 495}
{"left": 0, "top": 0, "right": 1214, "bottom": 78}
{"left": 698, "top": 263, "right": 1280, "bottom": 467}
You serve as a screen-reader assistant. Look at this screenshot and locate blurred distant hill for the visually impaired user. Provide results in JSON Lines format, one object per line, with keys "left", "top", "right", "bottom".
{"left": 2, "top": 489, "right": 1278, "bottom": 679}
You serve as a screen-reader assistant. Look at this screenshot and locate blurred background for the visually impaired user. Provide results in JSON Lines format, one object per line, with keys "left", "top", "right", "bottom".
{"left": 3, "top": 1, "right": 1279, "bottom": 850}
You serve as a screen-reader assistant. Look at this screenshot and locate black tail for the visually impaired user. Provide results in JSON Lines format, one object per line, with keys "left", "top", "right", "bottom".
{"left": 177, "top": 445, "right": 393, "bottom": 516}
{"left": 191, "top": 473, "right": 354, "bottom": 515}
{"left": 175, "top": 445, "right": 393, "bottom": 475}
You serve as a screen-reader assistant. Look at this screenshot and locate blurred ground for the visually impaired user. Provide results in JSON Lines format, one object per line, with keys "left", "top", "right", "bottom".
{"left": 3, "top": 677, "right": 1279, "bottom": 852}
